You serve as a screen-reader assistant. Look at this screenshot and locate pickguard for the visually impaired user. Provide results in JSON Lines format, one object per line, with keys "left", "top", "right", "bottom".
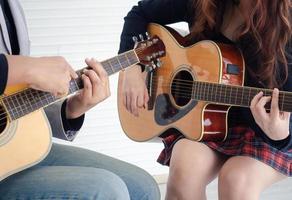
{"left": 154, "top": 94, "right": 198, "bottom": 125}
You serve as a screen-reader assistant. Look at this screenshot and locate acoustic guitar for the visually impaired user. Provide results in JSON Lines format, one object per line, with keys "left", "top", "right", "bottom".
{"left": 0, "top": 36, "right": 165, "bottom": 181}
{"left": 118, "top": 23, "right": 292, "bottom": 142}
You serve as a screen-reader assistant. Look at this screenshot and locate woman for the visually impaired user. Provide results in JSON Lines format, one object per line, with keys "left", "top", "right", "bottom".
{"left": 119, "top": 0, "right": 292, "bottom": 199}
{"left": 0, "top": 0, "right": 160, "bottom": 199}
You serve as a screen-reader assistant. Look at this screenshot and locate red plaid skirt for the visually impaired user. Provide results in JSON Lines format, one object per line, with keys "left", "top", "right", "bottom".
{"left": 157, "top": 126, "right": 292, "bottom": 176}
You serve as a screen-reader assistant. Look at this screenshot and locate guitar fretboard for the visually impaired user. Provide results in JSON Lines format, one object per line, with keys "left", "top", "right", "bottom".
{"left": 191, "top": 81, "right": 292, "bottom": 112}
{"left": 3, "top": 50, "right": 139, "bottom": 121}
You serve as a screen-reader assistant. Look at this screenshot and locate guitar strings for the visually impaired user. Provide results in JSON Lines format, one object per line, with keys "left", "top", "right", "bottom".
{"left": 0, "top": 90, "right": 291, "bottom": 127}
{"left": 2, "top": 76, "right": 292, "bottom": 116}
{"left": 0, "top": 78, "right": 291, "bottom": 123}
{"left": 2, "top": 77, "right": 292, "bottom": 116}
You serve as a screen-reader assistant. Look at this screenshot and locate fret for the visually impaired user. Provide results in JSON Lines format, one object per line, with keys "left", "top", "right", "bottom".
{"left": 282, "top": 93, "right": 292, "bottom": 112}
{"left": 116, "top": 56, "right": 124, "bottom": 70}
{"left": 219, "top": 85, "right": 223, "bottom": 104}
{"left": 205, "top": 82, "right": 210, "bottom": 101}
{"left": 124, "top": 53, "right": 132, "bottom": 67}
{"left": 9, "top": 95, "right": 18, "bottom": 120}
{"left": 69, "top": 80, "right": 78, "bottom": 94}
{"left": 128, "top": 51, "right": 138, "bottom": 64}
{"left": 24, "top": 90, "right": 34, "bottom": 113}
{"left": 206, "top": 82, "right": 211, "bottom": 101}
{"left": 242, "top": 88, "right": 248, "bottom": 106}
{"left": 196, "top": 82, "right": 200, "bottom": 100}
{"left": 43, "top": 93, "right": 50, "bottom": 105}
{"left": 214, "top": 83, "right": 218, "bottom": 103}
{"left": 119, "top": 54, "right": 131, "bottom": 69}
{"left": 73, "top": 79, "right": 80, "bottom": 92}
{"left": 2, "top": 98, "right": 14, "bottom": 120}
{"left": 228, "top": 86, "right": 233, "bottom": 105}
{"left": 198, "top": 82, "right": 202, "bottom": 100}
{"left": 17, "top": 93, "right": 29, "bottom": 116}
{"left": 209, "top": 84, "right": 213, "bottom": 102}
{"left": 234, "top": 86, "right": 239, "bottom": 105}
{"left": 104, "top": 60, "right": 115, "bottom": 75}
{"left": 222, "top": 84, "right": 227, "bottom": 104}
{"left": 36, "top": 91, "right": 46, "bottom": 108}
{"left": 109, "top": 57, "right": 121, "bottom": 72}
{"left": 201, "top": 82, "right": 206, "bottom": 101}
{"left": 33, "top": 91, "right": 43, "bottom": 110}
{"left": 280, "top": 92, "right": 285, "bottom": 111}
{"left": 26, "top": 90, "right": 37, "bottom": 112}
{"left": 48, "top": 94, "right": 56, "bottom": 104}
{"left": 201, "top": 82, "right": 205, "bottom": 101}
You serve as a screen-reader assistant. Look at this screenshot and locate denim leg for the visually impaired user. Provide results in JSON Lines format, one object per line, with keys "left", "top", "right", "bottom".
{"left": 0, "top": 166, "right": 130, "bottom": 200}
{"left": 0, "top": 143, "right": 160, "bottom": 200}
{"left": 40, "top": 143, "right": 160, "bottom": 200}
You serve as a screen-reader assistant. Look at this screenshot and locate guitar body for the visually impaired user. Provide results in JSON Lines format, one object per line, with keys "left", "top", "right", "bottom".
{"left": 0, "top": 85, "right": 52, "bottom": 181}
{"left": 118, "top": 23, "right": 245, "bottom": 142}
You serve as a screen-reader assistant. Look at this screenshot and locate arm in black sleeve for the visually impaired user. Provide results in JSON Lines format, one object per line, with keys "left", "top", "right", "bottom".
{"left": 0, "top": 54, "right": 8, "bottom": 95}
{"left": 119, "top": 0, "right": 191, "bottom": 54}
{"left": 266, "top": 44, "right": 292, "bottom": 151}
{"left": 61, "top": 99, "right": 84, "bottom": 132}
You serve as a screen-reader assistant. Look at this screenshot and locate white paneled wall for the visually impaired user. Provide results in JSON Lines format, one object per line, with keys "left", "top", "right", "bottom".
{"left": 21, "top": 0, "right": 169, "bottom": 176}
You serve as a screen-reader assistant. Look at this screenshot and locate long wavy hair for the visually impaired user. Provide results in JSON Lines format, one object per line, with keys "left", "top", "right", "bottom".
{"left": 188, "top": 0, "right": 292, "bottom": 88}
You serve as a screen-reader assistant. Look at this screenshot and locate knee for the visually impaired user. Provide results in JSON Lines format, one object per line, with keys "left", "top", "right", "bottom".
{"left": 83, "top": 168, "right": 130, "bottom": 200}
{"left": 124, "top": 167, "right": 160, "bottom": 200}
{"left": 218, "top": 165, "right": 255, "bottom": 198}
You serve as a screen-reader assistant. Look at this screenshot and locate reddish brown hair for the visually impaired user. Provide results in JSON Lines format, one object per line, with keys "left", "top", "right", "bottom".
{"left": 188, "top": 0, "right": 292, "bottom": 88}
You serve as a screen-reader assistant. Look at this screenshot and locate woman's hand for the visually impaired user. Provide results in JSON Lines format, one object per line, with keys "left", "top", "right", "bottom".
{"left": 122, "top": 65, "right": 149, "bottom": 117}
{"left": 250, "top": 88, "right": 290, "bottom": 140}
{"left": 7, "top": 55, "right": 78, "bottom": 97}
{"left": 65, "top": 58, "right": 110, "bottom": 119}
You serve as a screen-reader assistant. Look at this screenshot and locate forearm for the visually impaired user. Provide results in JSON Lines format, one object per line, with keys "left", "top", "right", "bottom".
{"left": 119, "top": 0, "right": 190, "bottom": 53}
{"left": 5, "top": 54, "right": 36, "bottom": 86}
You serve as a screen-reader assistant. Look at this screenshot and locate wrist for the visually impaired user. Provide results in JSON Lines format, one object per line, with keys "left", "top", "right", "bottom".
{"left": 65, "top": 97, "right": 85, "bottom": 119}
{"left": 23, "top": 57, "right": 40, "bottom": 85}
{"left": 266, "top": 130, "right": 290, "bottom": 141}
{"left": 6, "top": 55, "right": 32, "bottom": 85}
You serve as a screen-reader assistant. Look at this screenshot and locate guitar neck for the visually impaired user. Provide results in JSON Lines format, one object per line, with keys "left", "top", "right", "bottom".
{"left": 3, "top": 50, "right": 139, "bottom": 121}
{"left": 192, "top": 81, "right": 292, "bottom": 112}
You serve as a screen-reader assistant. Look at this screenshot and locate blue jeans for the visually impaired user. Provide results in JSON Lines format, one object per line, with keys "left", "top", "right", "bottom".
{"left": 0, "top": 143, "right": 160, "bottom": 200}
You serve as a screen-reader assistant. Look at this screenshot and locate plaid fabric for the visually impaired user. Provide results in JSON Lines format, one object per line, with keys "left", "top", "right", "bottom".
{"left": 157, "top": 126, "right": 292, "bottom": 177}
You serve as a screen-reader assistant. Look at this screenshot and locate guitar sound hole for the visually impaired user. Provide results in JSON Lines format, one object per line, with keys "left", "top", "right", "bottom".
{"left": 171, "top": 70, "right": 194, "bottom": 107}
{"left": 0, "top": 105, "right": 7, "bottom": 134}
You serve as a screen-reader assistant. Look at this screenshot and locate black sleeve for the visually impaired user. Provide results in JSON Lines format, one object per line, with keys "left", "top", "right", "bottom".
{"left": 0, "top": 54, "right": 8, "bottom": 95}
{"left": 119, "top": 0, "right": 191, "bottom": 54}
{"left": 263, "top": 43, "right": 292, "bottom": 151}
{"left": 61, "top": 99, "right": 85, "bottom": 132}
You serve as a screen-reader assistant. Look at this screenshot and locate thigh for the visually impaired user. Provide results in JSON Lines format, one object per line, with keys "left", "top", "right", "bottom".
{"left": 168, "top": 139, "right": 227, "bottom": 189}
{"left": 39, "top": 143, "right": 160, "bottom": 200}
{"left": 219, "top": 156, "right": 287, "bottom": 194}
{"left": 0, "top": 166, "right": 130, "bottom": 200}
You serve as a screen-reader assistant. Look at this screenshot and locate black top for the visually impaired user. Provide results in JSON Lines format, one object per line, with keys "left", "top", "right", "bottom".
{"left": 0, "top": 1, "right": 83, "bottom": 132}
{"left": 0, "top": 0, "right": 19, "bottom": 94}
{"left": 118, "top": 0, "right": 292, "bottom": 151}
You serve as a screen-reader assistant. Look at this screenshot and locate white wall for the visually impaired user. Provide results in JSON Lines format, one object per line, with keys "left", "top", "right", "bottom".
{"left": 21, "top": 0, "right": 169, "bottom": 176}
